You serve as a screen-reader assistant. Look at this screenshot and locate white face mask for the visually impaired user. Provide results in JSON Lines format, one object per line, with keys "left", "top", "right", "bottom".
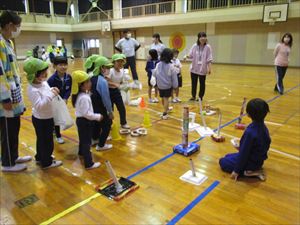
{"left": 283, "top": 37, "right": 290, "bottom": 43}
{"left": 11, "top": 27, "right": 21, "bottom": 38}
{"left": 126, "top": 33, "right": 131, "bottom": 38}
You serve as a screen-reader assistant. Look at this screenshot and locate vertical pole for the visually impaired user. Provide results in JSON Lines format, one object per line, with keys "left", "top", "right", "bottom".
{"left": 199, "top": 99, "right": 207, "bottom": 129}
{"left": 105, "top": 161, "right": 123, "bottom": 193}
{"left": 217, "top": 109, "right": 222, "bottom": 136}
{"left": 182, "top": 107, "right": 189, "bottom": 148}
{"left": 190, "top": 158, "right": 196, "bottom": 177}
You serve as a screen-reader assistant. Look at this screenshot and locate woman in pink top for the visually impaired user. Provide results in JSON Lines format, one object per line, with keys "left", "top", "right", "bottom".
{"left": 186, "top": 32, "right": 213, "bottom": 101}
{"left": 274, "top": 33, "right": 293, "bottom": 95}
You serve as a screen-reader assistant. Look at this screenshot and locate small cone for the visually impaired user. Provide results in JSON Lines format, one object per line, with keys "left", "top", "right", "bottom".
{"left": 142, "top": 110, "right": 152, "bottom": 128}
{"left": 111, "top": 122, "right": 122, "bottom": 141}
{"left": 139, "top": 97, "right": 146, "bottom": 108}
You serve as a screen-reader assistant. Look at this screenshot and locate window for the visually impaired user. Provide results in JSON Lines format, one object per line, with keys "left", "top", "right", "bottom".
{"left": 56, "top": 39, "right": 63, "bottom": 47}
{"left": 87, "top": 39, "right": 100, "bottom": 48}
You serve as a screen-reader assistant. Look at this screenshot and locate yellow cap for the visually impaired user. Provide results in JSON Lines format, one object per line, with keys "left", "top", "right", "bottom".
{"left": 71, "top": 70, "right": 92, "bottom": 94}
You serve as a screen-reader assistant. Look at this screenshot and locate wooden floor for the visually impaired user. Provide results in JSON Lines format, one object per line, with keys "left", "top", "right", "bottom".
{"left": 1, "top": 59, "right": 299, "bottom": 225}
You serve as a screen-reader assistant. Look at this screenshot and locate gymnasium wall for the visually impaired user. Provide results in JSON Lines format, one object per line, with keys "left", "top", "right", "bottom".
{"left": 136, "top": 18, "right": 299, "bottom": 67}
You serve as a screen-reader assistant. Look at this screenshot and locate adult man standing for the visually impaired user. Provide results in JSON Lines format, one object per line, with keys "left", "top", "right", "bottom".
{"left": 115, "top": 30, "right": 141, "bottom": 89}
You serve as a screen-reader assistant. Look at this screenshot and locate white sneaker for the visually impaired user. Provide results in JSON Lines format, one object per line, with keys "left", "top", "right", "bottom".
{"left": 2, "top": 164, "right": 27, "bottom": 172}
{"left": 91, "top": 139, "right": 98, "bottom": 146}
{"left": 149, "top": 98, "right": 155, "bottom": 103}
{"left": 106, "top": 136, "right": 112, "bottom": 141}
{"left": 153, "top": 98, "right": 159, "bottom": 103}
{"left": 86, "top": 162, "right": 101, "bottom": 170}
{"left": 56, "top": 137, "right": 65, "bottom": 144}
{"left": 175, "top": 97, "right": 181, "bottom": 102}
{"left": 172, "top": 98, "right": 177, "bottom": 103}
{"left": 96, "top": 144, "right": 113, "bottom": 151}
{"left": 161, "top": 114, "right": 168, "bottom": 120}
{"left": 36, "top": 155, "right": 55, "bottom": 165}
{"left": 15, "top": 156, "right": 32, "bottom": 163}
{"left": 42, "top": 160, "right": 63, "bottom": 169}
{"left": 121, "top": 124, "right": 130, "bottom": 129}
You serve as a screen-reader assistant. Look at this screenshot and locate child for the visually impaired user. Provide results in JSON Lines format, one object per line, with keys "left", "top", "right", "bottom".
{"left": 107, "top": 53, "right": 130, "bottom": 129}
{"left": 145, "top": 49, "right": 159, "bottom": 103}
{"left": 47, "top": 56, "right": 72, "bottom": 144}
{"left": 84, "top": 55, "right": 114, "bottom": 151}
{"left": 171, "top": 48, "right": 182, "bottom": 103}
{"left": 219, "top": 98, "right": 271, "bottom": 181}
{"left": 71, "top": 70, "right": 102, "bottom": 170}
{"left": 24, "top": 58, "right": 63, "bottom": 169}
{"left": 152, "top": 48, "right": 179, "bottom": 119}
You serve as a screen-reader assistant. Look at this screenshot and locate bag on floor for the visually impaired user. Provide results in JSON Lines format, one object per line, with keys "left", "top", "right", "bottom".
{"left": 52, "top": 95, "right": 74, "bottom": 130}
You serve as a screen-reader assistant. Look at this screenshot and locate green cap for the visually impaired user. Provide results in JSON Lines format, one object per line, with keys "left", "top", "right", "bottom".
{"left": 71, "top": 70, "right": 92, "bottom": 94}
{"left": 23, "top": 58, "right": 49, "bottom": 84}
{"left": 92, "top": 56, "right": 113, "bottom": 76}
{"left": 84, "top": 54, "right": 100, "bottom": 70}
{"left": 112, "top": 53, "right": 126, "bottom": 62}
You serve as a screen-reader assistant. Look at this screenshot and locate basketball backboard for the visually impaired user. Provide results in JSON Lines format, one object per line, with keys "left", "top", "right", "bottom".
{"left": 263, "top": 3, "right": 289, "bottom": 25}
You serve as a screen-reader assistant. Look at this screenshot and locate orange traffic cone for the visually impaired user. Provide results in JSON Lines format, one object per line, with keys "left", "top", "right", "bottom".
{"left": 139, "top": 97, "right": 146, "bottom": 108}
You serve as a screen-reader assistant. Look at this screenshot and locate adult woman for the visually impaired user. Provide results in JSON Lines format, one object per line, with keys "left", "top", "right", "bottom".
{"left": 186, "top": 32, "right": 213, "bottom": 101}
{"left": 0, "top": 10, "right": 32, "bottom": 172}
{"left": 150, "top": 33, "right": 165, "bottom": 58}
{"left": 274, "top": 33, "right": 293, "bottom": 95}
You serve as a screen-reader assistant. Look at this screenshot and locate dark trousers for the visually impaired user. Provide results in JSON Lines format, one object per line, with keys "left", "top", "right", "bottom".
{"left": 191, "top": 73, "right": 206, "bottom": 100}
{"left": 124, "top": 56, "right": 138, "bottom": 80}
{"left": 110, "top": 88, "right": 127, "bottom": 125}
{"left": 0, "top": 116, "right": 20, "bottom": 167}
{"left": 32, "top": 116, "right": 54, "bottom": 167}
{"left": 76, "top": 118, "right": 93, "bottom": 168}
{"left": 92, "top": 111, "right": 112, "bottom": 147}
{"left": 275, "top": 66, "right": 288, "bottom": 94}
{"left": 219, "top": 153, "right": 238, "bottom": 173}
{"left": 54, "top": 126, "right": 61, "bottom": 138}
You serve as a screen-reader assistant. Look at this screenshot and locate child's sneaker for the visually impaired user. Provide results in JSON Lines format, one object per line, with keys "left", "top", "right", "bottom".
{"left": 172, "top": 98, "right": 177, "bottom": 103}
{"left": 121, "top": 124, "right": 130, "bottom": 129}
{"left": 96, "top": 144, "right": 113, "bottom": 151}
{"left": 86, "top": 162, "right": 101, "bottom": 170}
{"left": 161, "top": 113, "right": 168, "bottom": 120}
{"left": 153, "top": 98, "right": 159, "bottom": 103}
{"left": 175, "top": 97, "right": 181, "bottom": 102}
{"left": 56, "top": 137, "right": 65, "bottom": 144}
{"left": 2, "top": 164, "right": 27, "bottom": 172}
{"left": 42, "top": 160, "right": 63, "bottom": 169}
{"left": 149, "top": 98, "right": 155, "bottom": 103}
{"left": 15, "top": 156, "right": 32, "bottom": 163}
{"left": 167, "top": 106, "right": 173, "bottom": 113}
{"left": 244, "top": 170, "right": 266, "bottom": 181}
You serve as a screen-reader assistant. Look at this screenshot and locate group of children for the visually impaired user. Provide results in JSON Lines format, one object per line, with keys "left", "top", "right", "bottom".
{"left": 22, "top": 51, "right": 271, "bottom": 178}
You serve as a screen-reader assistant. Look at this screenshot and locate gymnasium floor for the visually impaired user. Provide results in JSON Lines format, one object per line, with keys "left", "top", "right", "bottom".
{"left": 1, "top": 59, "right": 299, "bottom": 224}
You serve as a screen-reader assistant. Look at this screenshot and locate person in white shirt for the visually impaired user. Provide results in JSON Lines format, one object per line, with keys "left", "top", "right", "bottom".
{"left": 171, "top": 48, "right": 182, "bottom": 103}
{"left": 150, "top": 33, "right": 165, "bottom": 59}
{"left": 71, "top": 70, "right": 102, "bottom": 170}
{"left": 106, "top": 54, "right": 130, "bottom": 129}
{"left": 24, "top": 58, "right": 63, "bottom": 169}
{"left": 115, "top": 29, "right": 141, "bottom": 88}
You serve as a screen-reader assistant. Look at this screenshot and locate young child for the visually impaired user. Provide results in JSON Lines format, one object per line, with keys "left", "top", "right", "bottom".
{"left": 145, "top": 49, "right": 159, "bottom": 103}
{"left": 171, "top": 48, "right": 182, "bottom": 103}
{"left": 84, "top": 55, "right": 114, "bottom": 151}
{"left": 219, "top": 98, "right": 271, "bottom": 181}
{"left": 152, "top": 48, "right": 179, "bottom": 119}
{"left": 71, "top": 70, "right": 102, "bottom": 170}
{"left": 47, "top": 56, "right": 72, "bottom": 144}
{"left": 106, "top": 54, "right": 130, "bottom": 129}
{"left": 24, "top": 58, "right": 63, "bottom": 169}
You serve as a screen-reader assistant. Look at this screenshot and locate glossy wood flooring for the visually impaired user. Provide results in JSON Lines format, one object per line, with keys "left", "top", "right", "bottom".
{"left": 1, "top": 59, "right": 299, "bottom": 225}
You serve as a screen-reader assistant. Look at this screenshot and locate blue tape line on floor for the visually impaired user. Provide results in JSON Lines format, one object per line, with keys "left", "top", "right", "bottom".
{"left": 166, "top": 180, "right": 220, "bottom": 225}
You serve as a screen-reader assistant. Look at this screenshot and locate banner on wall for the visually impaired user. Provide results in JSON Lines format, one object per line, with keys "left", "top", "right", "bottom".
{"left": 169, "top": 32, "right": 186, "bottom": 52}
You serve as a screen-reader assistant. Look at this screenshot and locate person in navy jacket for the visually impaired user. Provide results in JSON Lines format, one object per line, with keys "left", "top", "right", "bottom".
{"left": 219, "top": 98, "right": 271, "bottom": 181}
{"left": 47, "top": 56, "right": 72, "bottom": 144}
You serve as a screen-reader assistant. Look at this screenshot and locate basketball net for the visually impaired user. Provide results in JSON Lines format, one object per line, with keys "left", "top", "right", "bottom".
{"left": 269, "top": 17, "right": 277, "bottom": 26}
